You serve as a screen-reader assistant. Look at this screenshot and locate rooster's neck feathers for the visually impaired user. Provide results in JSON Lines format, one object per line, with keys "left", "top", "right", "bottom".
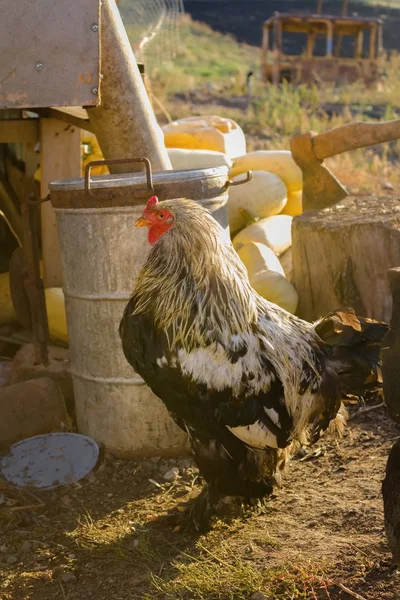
{"left": 131, "top": 199, "right": 259, "bottom": 348}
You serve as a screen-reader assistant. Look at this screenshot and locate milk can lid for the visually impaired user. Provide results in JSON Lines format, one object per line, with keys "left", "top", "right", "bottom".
{"left": 50, "top": 165, "right": 229, "bottom": 193}
{"left": 49, "top": 158, "right": 232, "bottom": 209}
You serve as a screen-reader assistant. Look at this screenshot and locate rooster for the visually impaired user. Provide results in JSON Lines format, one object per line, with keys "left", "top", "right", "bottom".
{"left": 119, "top": 196, "right": 388, "bottom": 531}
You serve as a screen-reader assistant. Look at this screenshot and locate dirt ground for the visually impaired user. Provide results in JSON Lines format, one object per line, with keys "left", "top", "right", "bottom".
{"left": 0, "top": 398, "right": 398, "bottom": 600}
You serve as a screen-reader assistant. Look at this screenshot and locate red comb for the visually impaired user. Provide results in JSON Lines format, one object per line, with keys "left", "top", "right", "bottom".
{"left": 145, "top": 196, "right": 159, "bottom": 209}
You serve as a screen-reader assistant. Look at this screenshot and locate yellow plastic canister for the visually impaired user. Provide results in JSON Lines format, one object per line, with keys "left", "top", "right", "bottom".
{"left": 163, "top": 115, "right": 246, "bottom": 159}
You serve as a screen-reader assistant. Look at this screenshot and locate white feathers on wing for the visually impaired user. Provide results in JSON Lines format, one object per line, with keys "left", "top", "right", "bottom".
{"left": 227, "top": 422, "right": 279, "bottom": 449}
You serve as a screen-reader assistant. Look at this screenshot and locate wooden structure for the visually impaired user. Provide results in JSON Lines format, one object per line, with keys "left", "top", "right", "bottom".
{"left": 0, "top": 0, "right": 168, "bottom": 289}
{"left": 261, "top": 13, "right": 384, "bottom": 85}
{"left": 291, "top": 118, "right": 400, "bottom": 324}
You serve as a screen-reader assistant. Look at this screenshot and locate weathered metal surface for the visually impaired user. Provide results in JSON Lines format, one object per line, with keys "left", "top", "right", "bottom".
{"left": 290, "top": 131, "right": 348, "bottom": 212}
{"left": 291, "top": 119, "right": 400, "bottom": 211}
{"left": 0, "top": 0, "right": 101, "bottom": 109}
{"left": 87, "top": 0, "right": 171, "bottom": 173}
{"left": 50, "top": 164, "right": 231, "bottom": 213}
{"left": 49, "top": 166, "right": 232, "bottom": 457}
{"left": 85, "top": 157, "right": 154, "bottom": 194}
{"left": 382, "top": 268, "right": 400, "bottom": 424}
{"left": 34, "top": 66, "right": 143, "bottom": 132}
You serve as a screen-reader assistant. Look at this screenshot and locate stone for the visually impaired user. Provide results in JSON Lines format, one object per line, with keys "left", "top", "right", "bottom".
{"left": 179, "top": 458, "right": 193, "bottom": 469}
{"left": 138, "top": 460, "right": 155, "bottom": 477}
{"left": 382, "top": 181, "right": 394, "bottom": 191}
{"left": 61, "top": 572, "right": 77, "bottom": 583}
{"left": 163, "top": 467, "right": 180, "bottom": 482}
{"left": 5, "top": 555, "right": 17, "bottom": 564}
{"left": 9, "top": 344, "right": 74, "bottom": 417}
{"left": 21, "top": 541, "right": 32, "bottom": 552}
{"left": 158, "top": 463, "right": 171, "bottom": 475}
{"left": 0, "top": 378, "right": 70, "bottom": 449}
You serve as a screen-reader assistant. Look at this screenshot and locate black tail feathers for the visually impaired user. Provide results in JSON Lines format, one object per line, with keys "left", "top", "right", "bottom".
{"left": 314, "top": 308, "right": 389, "bottom": 397}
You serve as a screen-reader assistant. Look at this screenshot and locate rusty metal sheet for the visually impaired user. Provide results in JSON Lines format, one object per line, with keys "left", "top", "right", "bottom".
{"left": 0, "top": 0, "right": 101, "bottom": 109}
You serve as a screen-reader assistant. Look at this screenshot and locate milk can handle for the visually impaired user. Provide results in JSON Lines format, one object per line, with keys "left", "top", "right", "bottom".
{"left": 224, "top": 170, "right": 252, "bottom": 190}
{"left": 84, "top": 157, "right": 154, "bottom": 195}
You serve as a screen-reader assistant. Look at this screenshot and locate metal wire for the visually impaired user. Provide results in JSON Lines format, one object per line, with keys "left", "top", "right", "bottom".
{"left": 118, "top": 0, "right": 185, "bottom": 72}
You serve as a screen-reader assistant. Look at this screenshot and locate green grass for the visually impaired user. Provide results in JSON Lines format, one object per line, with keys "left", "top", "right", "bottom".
{"left": 69, "top": 512, "right": 337, "bottom": 600}
{"left": 150, "top": 542, "right": 335, "bottom": 600}
{"left": 134, "top": 15, "right": 260, "bottom": 96}
{"left": 362, "top": 0, "right": 400, "bottom": 6}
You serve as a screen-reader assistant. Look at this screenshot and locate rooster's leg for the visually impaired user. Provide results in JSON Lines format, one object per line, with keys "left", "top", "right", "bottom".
{"left": 190, "top": 483, "right": 239, "bottom": 532}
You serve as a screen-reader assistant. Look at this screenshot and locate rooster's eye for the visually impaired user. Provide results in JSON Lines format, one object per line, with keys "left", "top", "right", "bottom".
{"left": 157, "top": 212, "right": 165, "bottom": 220}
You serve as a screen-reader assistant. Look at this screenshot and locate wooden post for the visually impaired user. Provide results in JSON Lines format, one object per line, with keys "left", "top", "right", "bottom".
{"left": 39, "top": 118, "right": 81, "bottom": 288}
{"left": 356, "top": 31, "right": 364, "bottom": 59}
{"left": 369, "top": 24, "right": 377, "bottom": 60}
{"left": 306, "top": 33, "right": 314, "bottom": 58}
{"left": 334, "top": 0, "right": 349, "bottom": 57}
{"left": 0, "top": 118, "right": 39, "bottom": 244}
{"left": 261, "top": 25, "right": 269, "bottom": 82}
{"left": 326, "top": 22, "right": 333, "bottom": 57}
{"left": 272, "top": 19, "right": 282, "bottom": 85}
{"left": 377, "top": 23, "right": 383, "bottom": 57}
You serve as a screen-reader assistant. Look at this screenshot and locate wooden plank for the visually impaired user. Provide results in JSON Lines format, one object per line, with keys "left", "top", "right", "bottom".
{"left": 36, "top": 107, "right": 92, "bottom": 133}
{"left": 0, "top": 173, "right": 23, "bottom": 244}
{"left": 0, "top": 119, "right": 39, "bottom": 145}
{"left": 5, "top": 157, "right": 36, "bottom": 210}
{"left": 40, "top": 118, "right": 81, "bottom": 288}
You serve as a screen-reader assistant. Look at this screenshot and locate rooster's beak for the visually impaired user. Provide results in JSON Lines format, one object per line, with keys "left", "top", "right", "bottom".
{"left": 135, "top": 216, "right": 150, "bottom": 228}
